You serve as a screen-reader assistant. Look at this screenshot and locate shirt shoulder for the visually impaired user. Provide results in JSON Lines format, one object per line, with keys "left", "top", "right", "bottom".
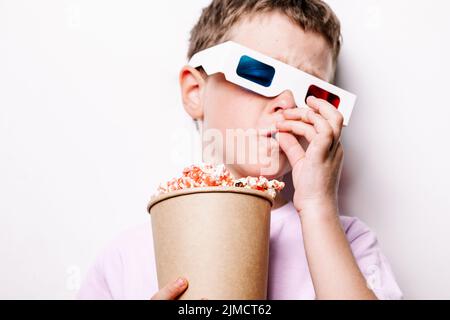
{"left": 339, "top": 215, "right": 404, "bottom": 300}
{"left": 77, "top": 223, "right": 157, "bottom": 300}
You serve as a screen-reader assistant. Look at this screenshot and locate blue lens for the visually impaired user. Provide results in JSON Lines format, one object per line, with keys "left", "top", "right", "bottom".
{"left": 236, "top": 55, "right": 275, "bottom": 88}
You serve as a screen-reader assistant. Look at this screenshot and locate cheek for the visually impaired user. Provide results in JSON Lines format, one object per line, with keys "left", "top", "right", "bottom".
{"left": 203, "top": 80, "right": 262, "bottom": 130}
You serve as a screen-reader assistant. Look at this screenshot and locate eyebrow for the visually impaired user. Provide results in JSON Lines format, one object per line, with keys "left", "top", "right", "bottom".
{"left": 274, "top": 56, "right": 323, "bottom": 80}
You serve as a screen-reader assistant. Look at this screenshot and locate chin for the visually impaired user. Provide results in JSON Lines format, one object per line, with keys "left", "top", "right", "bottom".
{"left": 227, "top": 155, "right": 290, "bottom": 180}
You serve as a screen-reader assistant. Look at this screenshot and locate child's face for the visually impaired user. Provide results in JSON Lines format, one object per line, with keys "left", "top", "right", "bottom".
{"left": 180, "top": 11, "right": 334, "bottom": 179}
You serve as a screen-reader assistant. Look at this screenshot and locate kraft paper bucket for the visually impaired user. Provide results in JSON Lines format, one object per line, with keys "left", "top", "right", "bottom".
{"left": 147, "top": 186, "right": 273, "bottom": 300}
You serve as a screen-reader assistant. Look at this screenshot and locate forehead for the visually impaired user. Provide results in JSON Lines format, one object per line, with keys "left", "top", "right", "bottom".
{"left": 227, "top": 11, "right": 334, "bottom": 82}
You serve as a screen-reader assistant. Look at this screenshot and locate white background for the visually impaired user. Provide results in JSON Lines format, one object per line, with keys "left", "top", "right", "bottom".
{"left": 1, "top": 0, "right": 449, "bottom": 299}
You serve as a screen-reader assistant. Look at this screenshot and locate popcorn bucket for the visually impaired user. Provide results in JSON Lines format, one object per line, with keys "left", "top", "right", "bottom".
{"left": 147, "top": 186, "right": 273, "bottom": 300}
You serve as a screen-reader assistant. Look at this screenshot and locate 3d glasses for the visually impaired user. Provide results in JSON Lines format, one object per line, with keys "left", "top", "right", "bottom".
{"left": 188, "top": 41, "right": 356, "bottom": 126}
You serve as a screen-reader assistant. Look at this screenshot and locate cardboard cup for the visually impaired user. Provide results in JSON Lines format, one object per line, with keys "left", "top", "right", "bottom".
{"left": 147, "top": 186, "right": 273, "bottom": 300}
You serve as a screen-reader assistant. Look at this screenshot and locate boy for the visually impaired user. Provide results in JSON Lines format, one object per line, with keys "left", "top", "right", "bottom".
{"left": 78, "top": 0, "right": 403, "bottom": 300}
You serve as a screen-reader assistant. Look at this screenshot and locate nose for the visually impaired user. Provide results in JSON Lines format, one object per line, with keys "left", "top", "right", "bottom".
{"left": 267, "top": 90, "right": 296, "bottom": 114}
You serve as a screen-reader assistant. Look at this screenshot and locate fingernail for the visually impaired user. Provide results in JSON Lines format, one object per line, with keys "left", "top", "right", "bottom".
{"left": 274, "top": 132, "right": 279, "bottom": 141}
{"left": 176, "top": 277, "right": 186, "bottom": 287}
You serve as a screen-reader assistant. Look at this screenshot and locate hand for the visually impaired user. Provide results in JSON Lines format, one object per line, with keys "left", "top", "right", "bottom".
{"left": 150, "top": 277, "right": 188, "bottom": 300}
{"left": 276, "top": 96, "right": 344, "bottom": 216}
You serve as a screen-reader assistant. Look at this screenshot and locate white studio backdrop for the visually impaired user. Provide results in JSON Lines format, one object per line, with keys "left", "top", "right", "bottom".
{"left": 0, "top": 0, "right": 449, "bottom": 299}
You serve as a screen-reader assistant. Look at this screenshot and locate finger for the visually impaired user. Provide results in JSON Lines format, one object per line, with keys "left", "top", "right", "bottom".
{"left": 306, "top": 96, "right": 344, "bottom": 141}
{"left": 276, "top": 119, "right": 317, "bottom": 143}
{"left": 151, "top": 277, "right": 188, "bottom": 300}
{"left": 282, "top": 107, "right": 315, "bottom": 126}
{"left": 283, "top": 107, "right": 335, "bottom": 157}
{"left": 275, "top": 131, "right": 306, "bottom": 168}
{"left": 284, "top": 107, "right": 334, "bottom": 140}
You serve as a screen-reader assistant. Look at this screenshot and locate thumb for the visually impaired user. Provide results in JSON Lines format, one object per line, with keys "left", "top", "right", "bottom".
{"left": 276, "top": 132, "right": 305, "bottom": 167}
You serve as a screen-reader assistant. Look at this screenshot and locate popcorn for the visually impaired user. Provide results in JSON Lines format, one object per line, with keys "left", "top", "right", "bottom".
{"left": 154, "top": 163, "right": 285, "bottom": 200}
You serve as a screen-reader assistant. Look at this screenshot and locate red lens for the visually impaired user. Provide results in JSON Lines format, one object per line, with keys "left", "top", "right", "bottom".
{"left": 305, "top": 85, "right": 340, "bottom": 108}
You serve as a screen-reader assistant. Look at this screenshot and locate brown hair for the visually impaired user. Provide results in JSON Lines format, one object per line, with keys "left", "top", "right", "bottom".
{"left": 187, "top": 0, "right": 342, "bottom": 66}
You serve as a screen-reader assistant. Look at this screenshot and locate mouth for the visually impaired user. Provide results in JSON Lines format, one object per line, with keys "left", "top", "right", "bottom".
{"left": 258, "top": 128, "right": 278, "bottom": 139}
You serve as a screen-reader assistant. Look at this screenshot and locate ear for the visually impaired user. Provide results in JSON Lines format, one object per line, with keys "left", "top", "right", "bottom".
{"left": 179, "top": 65, "right": 207, "bottom": 121}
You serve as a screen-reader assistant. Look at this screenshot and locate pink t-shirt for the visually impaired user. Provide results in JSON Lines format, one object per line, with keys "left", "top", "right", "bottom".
{"left": 77, "top": 201, "right": 403, "bottom": 300}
